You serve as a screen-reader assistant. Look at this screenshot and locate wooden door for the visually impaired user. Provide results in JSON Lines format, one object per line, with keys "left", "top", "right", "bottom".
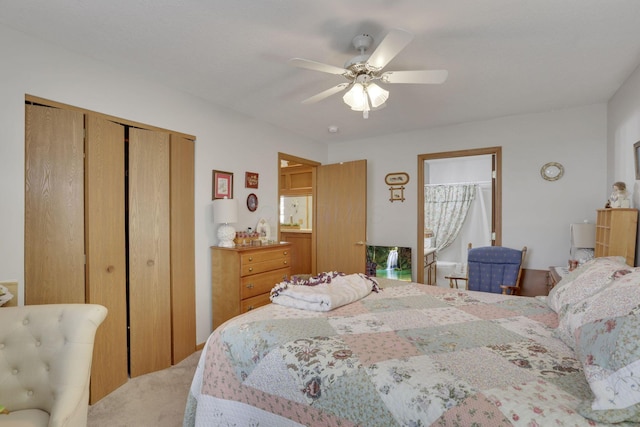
{"left": 25, "top": 104, "right": 85, "bottom": 304}
{"left": 169, "top": 134, "right": 196, "bottom": 364}
{"left": 316, "top": 160, "right": 367, "bottom": 274}
{"left": 128, "top": 128, "right": 172, "bottom": 377}
{"left": 85, "top": 114, "right": 128, "bottom": 402}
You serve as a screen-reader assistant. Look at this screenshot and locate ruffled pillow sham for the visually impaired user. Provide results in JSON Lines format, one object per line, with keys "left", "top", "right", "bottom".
{"left": 558, "top": 269, "right": 640, "bottom": 423}
{"left": 546, "top": 256, "right": 628, "bottom": 313}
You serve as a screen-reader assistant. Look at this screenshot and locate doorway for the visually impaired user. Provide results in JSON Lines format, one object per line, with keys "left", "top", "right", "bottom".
{"left": 278, "top": 153, "right": 319, "bottom": 274}
{"left": 416, "top": 147, "right": 502, "bottom": 285}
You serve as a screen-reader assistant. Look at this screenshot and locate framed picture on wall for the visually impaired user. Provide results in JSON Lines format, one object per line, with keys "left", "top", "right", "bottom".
{"left": 212, "top": 170, "right": 233, "bottom": 200}
{"left": 635, "top": 141, "right": 640, "bottom": 180}
{"left": 245, "top": 171, "right": 259, "bottom": 189}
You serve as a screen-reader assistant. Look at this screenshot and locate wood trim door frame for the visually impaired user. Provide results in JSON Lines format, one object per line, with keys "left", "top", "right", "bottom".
{"left": 278, "top": 153, "right": 320, "bottom": 274}
{"left": 417, "top": 147, "right": 502, "bottom": 284}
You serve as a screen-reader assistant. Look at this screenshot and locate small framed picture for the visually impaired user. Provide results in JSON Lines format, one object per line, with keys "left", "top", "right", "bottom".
{"left": 389, "top": 186, "right": 405, "bottom": 202}
{"left": 635, "top": 141, "right": 640, "bottom": 180}
{"left": 212, "top": 170, "right": 233, "bottom": 200}
{"left": 245, "top": 171, "right": 259, "bottom": 189}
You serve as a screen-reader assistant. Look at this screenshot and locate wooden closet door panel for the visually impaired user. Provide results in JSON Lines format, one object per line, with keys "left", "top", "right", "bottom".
{"left": 316, "top": 160, "right": 367, "bottom": 274}
{"left": 170, "top": 134, "right": 196, "bottom": 364}
{"left": 128, "top": 128, "right": 172, "bottom": 377}
{"left": 25, "top": 104, "right": 85, "bottom": 304}
{"left": 85, "top": 114, "right": 128, "bottom": 402}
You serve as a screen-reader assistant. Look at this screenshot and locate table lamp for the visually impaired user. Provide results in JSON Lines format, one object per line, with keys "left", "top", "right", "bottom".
{"left": 213, "top": 197, "right": 238, "bottom": 247}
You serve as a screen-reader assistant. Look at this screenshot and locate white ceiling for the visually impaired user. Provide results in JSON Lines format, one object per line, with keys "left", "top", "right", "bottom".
{"left": 3, "top": 0, "right": 640, "bottom": 144}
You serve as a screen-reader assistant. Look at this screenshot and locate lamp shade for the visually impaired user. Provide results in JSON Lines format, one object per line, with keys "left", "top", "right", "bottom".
{"left": 213, "top": 198, "right": 238, "bottom": 224}
{"left": 366, "top": 83, "right": 389, "bottom": 108}
{"left": 343, "top": 83, "right": 368, "bottom": 111}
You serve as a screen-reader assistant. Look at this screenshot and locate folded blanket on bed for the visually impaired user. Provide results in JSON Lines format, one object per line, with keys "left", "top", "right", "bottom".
{"left": 270, "top": 272, "right": 379, "bottom": 311}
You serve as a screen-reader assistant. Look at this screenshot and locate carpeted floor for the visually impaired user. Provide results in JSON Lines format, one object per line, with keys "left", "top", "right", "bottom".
{"left": 88, "top": 350, "right": 201, "bottom": 427}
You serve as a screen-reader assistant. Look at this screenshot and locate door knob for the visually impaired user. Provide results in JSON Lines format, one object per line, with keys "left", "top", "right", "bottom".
{"left": 355, "top": 241, "right": 365, "bottom": 246}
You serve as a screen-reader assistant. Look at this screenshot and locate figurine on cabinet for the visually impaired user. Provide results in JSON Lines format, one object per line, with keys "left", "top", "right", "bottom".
{"left": 606, "top": 181, "right": 630, "bottom": 208}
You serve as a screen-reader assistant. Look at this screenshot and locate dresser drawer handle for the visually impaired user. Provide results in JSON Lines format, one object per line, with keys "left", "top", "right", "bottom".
{"left": 248, "top": 267, "right": 253, "bottom": 272}
{"left": 246, "top": 283, "right": 254, "bottom": 289}
{"left": 247, "top": 305, "right": 254, "bottom": 311}
{"left": 283, "top": 251, "right": 288, "bottom": 255}
{"left": 248, "top": 257, "right": 253, "bottom": 261}
{"left": 283, "top": 260, "right": 288, "bottom": 265}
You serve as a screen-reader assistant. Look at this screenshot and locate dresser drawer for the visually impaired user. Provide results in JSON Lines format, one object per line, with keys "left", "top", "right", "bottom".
{"left": 241, "top": 249, "right": 291, "bottom": 276}
{"left": 241, "top": 247, "right": 291, "bottom": 265}
{"left": 241, "top": 293, "right": 271, "bottom": 313}
{"left": 241, "top": 268, "right": 290, "bottom": 299}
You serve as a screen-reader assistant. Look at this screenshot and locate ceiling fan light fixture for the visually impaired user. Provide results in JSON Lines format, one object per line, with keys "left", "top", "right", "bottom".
{"left": 343, "top": 82, "right": 368, "bottom": 111}
{"left": 366, "top": 83, "right": 389, "bottom": 108}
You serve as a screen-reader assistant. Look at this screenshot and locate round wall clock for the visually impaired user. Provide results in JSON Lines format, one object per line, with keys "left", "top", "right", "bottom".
{"left": 247, "top": 193, "right": 258, "bottom": 212}
{"left": 540, "top": 162, "right": 564, "bottom": 181}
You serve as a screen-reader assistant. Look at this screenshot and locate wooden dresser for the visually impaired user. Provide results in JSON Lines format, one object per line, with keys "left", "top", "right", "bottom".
{"left": 211, "top": 242, "right": 291, "bottom": 329}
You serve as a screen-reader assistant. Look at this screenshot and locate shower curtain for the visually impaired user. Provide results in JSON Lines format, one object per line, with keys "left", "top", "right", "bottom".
{"left": 424, "top": 183, "right": 476, "bottom": 253}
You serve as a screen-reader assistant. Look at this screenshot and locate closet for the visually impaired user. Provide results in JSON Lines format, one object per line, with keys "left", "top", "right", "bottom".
{"left": 24, "top": 97, "right": 195, "bottom": 403}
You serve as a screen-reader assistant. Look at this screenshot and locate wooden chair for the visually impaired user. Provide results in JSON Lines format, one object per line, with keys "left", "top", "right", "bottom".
{"left": 446, "top": 244, "right": 527, "bottom": 295}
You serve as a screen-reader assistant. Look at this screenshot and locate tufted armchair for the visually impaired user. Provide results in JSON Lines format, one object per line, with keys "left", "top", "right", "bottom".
{"left": 0, "top": 304, "right": 107, "bottom": 427}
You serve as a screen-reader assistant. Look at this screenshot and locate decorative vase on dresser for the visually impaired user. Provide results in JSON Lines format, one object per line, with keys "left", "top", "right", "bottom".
{"left": 211, "top": 242, "right": 292, "bottom": 329}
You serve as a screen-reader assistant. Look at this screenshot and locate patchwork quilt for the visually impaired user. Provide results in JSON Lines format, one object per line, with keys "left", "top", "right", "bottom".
{"left": 184, "top": 278, "right": 637, "bottom": 426}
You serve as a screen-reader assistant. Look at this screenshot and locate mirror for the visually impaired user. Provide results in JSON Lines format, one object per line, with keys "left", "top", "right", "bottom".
{"left": 280, "top": 195, "right": 312, "bottom": 230}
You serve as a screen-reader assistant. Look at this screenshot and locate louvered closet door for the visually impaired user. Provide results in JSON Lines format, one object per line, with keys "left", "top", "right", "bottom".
{"left": 25, "top": 104, "right": 85, "bottom": 304}
{"left": 85, "top": 114, "right": 128, "bottom": 403}
{"left": 128, "top": 128, "right": 172, "bottom": 377}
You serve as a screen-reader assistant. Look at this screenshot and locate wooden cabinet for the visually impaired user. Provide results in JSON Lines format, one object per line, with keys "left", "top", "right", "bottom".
{"left": 212, "top": 243, "right": 291, "bottom": 329}
{"left": 281, "top": 231, "right": 312, "bottom": 275}
{"left": 281, "top": 165, "right": 312, "bottom": 195}
{"left": 595, "top": 208, "right": 638, "bottom": 266}
{"left": 424, "top": 249, "right": 437, "bottom": 285}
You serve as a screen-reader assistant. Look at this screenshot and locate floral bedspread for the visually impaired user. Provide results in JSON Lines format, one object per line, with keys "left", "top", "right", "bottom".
{"left": 184, "top": 279, "right": 636, "bottom": 426}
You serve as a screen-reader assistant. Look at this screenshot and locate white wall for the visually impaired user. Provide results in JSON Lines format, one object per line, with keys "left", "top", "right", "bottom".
{"left": 608, "top": 63, "right": 640, "bottom": 264}
{"left": 0, "top": 25, "right": 327, "bottom": 344}
{"left": 327, "top": 104, "right": 608, "bottom": 275}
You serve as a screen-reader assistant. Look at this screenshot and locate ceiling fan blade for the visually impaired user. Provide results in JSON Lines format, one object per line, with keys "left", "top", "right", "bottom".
{"left": 366, "top": 28, "right": 414, "bottom": 70}
{"left": 380, "top": 70, "right": 448, "bottom": 84}
{"left": 301, "top": 83, "right": 350, "bottom": 104}
{"left": 289, "top": 58, "right": 350, "bottom": 76}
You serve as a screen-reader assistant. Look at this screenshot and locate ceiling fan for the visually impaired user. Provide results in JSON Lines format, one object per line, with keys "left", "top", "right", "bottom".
{"left": 289, "top": 28, "right": 448, "bottom": 118}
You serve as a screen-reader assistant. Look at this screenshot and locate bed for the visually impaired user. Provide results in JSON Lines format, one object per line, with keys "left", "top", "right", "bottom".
{"left": 184, "top": 258, "right": 640, "bottom": 426}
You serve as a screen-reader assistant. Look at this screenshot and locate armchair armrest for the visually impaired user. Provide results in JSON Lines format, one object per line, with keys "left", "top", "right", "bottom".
{"left": 500, "top": 285, "right": 519, "bottom": 295}
{"left": 445, "top": 275, "right": 467, "bottom": 289}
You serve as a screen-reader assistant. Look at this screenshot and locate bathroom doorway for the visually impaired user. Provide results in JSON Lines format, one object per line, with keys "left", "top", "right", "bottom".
{"left": 416, "top": 147, "right": 502, "bottom": 285}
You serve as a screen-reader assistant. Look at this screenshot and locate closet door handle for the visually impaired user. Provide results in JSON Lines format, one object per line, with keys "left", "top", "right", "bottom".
{"left": 147, "top": 259, "right": 155, "bottom": 267}
{"left": 355, "top": 241, "right": 365, "bottom": 246}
